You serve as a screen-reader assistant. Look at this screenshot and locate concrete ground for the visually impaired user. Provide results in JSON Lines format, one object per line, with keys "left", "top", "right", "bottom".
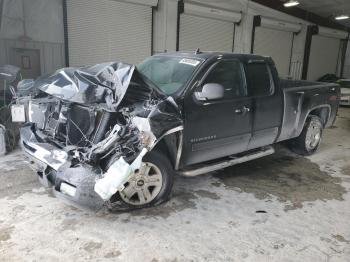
{"left": 0, "top": 108, "right": 349, "bottom": 262}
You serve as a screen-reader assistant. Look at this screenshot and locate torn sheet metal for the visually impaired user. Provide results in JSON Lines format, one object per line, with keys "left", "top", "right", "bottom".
{"left": 20, "top": 126, "right": 69, "bottom": 171}
{"left": 131, "top": 117, "right": 156, "bottom": 149}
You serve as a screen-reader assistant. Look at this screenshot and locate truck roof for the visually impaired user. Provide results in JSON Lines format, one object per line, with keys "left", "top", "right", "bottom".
{"left": 154, "top": 51, "right": 274, "bottom": 64}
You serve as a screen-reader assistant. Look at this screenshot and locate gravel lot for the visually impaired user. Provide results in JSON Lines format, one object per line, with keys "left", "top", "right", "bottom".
{"left": 0, "top": 107, "right": 349, "bottom": 262}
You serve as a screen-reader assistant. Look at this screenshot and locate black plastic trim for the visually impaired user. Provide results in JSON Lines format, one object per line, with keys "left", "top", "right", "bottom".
{"left": 301, "top": 25, "right": 318, "bottom": 80}
{"left": 151, "top": 6, "right": 155, "bottom": 55}
{"left": 340, "top": 35, "right": 349, "bottom": 78}
{"left": 0, "top": 0, "right": 4, "bottom": 31}
{"left": 62, "top": 0, "right": 69, "bottom": 67}
{"left": 176, "top": 0, "right": 184, "bottom": 51}
{"left": 250, "top": 16, "right": 261, "bottom": 54}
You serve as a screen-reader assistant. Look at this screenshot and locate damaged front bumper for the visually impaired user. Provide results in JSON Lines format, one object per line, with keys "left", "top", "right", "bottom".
{"left": 20, "top": 125, "right": 106, "bottom": 210}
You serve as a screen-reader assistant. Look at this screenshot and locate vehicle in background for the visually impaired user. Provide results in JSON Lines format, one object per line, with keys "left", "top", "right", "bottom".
{"left": 338, "top": 79, "right": 350, "bottom": 106}
{"left": 317, "top": 74, "right": 350, "bottom": 106}
{"left": 12, "top": 52, "right": 340, "bottom": 211}
{"left": 317, "top": 74, "right": 340, "bottom": 83}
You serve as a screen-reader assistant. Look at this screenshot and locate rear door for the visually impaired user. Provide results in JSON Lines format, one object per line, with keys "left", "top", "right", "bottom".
{"left": 182, "top": 59, "right": 253, "bottom": 166}
{"left": 244, "top": 61, "right": 283, "bottom": 150}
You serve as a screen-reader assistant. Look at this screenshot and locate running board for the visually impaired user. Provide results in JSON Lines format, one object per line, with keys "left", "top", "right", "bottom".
{"left": 178, "top": 146, "right": 275, "bottom": 177}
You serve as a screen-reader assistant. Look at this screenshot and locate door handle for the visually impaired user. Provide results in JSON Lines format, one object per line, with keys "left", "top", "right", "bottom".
{"left": 234, "top": 106, "right": 250, "bottom": 114}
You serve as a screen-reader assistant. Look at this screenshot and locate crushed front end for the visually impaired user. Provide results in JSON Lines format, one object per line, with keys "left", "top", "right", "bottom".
{"left": 13, "top": 62, "right": 182, "bottom": 210}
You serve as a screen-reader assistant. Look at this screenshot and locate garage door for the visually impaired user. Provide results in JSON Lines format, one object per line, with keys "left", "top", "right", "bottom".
{"left": 67, "top": 0, "right": 157, "bottom": 66}
{"left": 180, "top": 15, "right": 234, "bottom": 52}
{"left": 254, "top": 27, "right": 293, "bottom": 78}
{"left": 252, "top": 17, "right": 301, "bottom": 78}
{"left": 307, "top": 35, "right": 341, "bottom": 81}
{"left": 306, "top": 26, "right": 347, "bottom": 81}
{"left": 179, "top": 3, "right": 241, "bottom": 52}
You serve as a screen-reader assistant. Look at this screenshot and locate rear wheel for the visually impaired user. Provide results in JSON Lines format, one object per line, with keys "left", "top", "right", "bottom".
{"left": 288, "top": 115, "right": 323, "bottom": 156}
{"left": 118, "top": 150, "right": 174, "bottom": 208}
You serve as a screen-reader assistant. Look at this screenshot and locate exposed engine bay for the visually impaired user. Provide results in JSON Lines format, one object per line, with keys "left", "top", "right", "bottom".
{"left": 14, "top": 62, "right": 183, "bottom": 210}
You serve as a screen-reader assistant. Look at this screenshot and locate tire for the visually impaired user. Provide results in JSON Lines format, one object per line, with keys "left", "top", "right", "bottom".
{"left": 116, "top": 149, "right": 174, "bottom": 209}
{"left": 288, "top": 115, "right": 323, "bottom": 156}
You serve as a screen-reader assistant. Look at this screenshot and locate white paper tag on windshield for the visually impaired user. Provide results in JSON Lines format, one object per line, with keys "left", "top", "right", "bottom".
{"left": 179, "top": 58, "right": 200, "bottom": 67}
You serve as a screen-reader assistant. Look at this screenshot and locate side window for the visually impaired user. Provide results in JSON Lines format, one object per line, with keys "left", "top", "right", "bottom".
{"left": 245, "top": 63, "right": 273, "bottom": 97}
{"left": 203, "top": 60, "right": 246, "bottom": 99}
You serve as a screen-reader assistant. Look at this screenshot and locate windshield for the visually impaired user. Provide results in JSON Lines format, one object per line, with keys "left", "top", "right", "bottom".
{"left": 137, "top": 56, "right": 201, "bottom": 95}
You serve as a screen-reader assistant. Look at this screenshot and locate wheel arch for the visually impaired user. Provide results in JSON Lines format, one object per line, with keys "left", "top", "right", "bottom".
{"left": 149, "top": 127, "right": 183, "bottom": 171}
{"left": 307, "top": 105, "right": 331, "bottom": 127}
{"left": 293, "top": 104, "right": 331, "bottom": 139}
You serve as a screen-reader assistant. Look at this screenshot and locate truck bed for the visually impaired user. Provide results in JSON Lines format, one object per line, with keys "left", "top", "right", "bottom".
{"left": 280, "top": 79, "right": 335, "bottom": 90}
{"left": 277, "top": 79, "right": 339, "bottom": 142}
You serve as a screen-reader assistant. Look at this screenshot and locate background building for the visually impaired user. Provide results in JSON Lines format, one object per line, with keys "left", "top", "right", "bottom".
{"left": 0, "top": 0, "right": 349, "bottom": 81}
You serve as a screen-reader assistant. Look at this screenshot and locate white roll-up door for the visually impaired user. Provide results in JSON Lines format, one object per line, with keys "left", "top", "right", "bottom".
{"left": 179, "top": 15, "right": 234, "bottom": 52}
{"left": 179, "top": 3, "right": 241, "bottom": 52}
{"left": 254, "top": 27, "right": 293, "bottom": 77}
{"left": 306, "top": 26, "right": 347, "bottom": 81}
{"left": 307, "top": 35, "right": 341, "bottom": 81}
{"left": 67, "top": 0, "right": 155, "bottom": 66}
{"left": 252, "top": 17, "right": 301, "bottom": 78}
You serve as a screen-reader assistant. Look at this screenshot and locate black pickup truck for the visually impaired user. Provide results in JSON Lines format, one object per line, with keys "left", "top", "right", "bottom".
{"left": 12, "top": 52, "right": 340, "bottom": 210}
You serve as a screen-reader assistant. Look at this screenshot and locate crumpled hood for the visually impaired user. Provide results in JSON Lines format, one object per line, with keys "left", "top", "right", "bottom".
{"left": 25, "top": 61, "right": 183, "bottom": 140}
{"left": 32, "top": 62, "right": 166, "bottom": 109}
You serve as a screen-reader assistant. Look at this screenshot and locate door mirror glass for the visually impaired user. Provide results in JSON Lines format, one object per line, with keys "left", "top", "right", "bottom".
{"left": 194, "top": 83, "right": 224, "bottom": 101}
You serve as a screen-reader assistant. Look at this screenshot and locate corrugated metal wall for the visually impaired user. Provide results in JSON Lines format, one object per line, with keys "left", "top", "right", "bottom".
{"left": 253, "top": 27, "right": 294, "bottom": 78}
{"left": 179, "top": 14, "right": 235, "bottom": 52}
{"left": 0, "top": 0, "right": 65, "bottom": 77}
{"left": 67, "top": 0, "right": 153, "bottom": 66}
{"left": 307, "top": 35, "right": 341, "bottom": 81}
{"left": 0, "top": 39, "right": 64, "bottom": 75}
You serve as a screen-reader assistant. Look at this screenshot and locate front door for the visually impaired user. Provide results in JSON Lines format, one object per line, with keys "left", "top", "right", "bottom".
{"left": 182, "top": 59, "right": 253, "bottom": 166}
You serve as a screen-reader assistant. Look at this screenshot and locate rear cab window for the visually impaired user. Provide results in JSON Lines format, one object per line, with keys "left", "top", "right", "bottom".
{"left": 245, "top": 62, "right": 274, "bottom": 97}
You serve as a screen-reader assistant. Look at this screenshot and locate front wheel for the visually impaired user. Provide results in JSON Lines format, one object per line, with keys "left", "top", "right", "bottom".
{"left": 288, "top": 115, "right": 323, "bottom": 156}
{"left": 117, "top": 150, "right": 174, "bottom": 209}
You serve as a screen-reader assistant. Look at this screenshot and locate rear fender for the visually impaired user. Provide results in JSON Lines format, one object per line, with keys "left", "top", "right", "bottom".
{"left": 298, "top": 104, "right": 331, "bottom": 135}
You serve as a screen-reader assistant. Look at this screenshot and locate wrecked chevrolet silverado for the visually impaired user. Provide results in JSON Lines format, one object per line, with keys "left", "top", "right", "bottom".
{"left": 12, "top": 52, "right": 340, "bottom": 210}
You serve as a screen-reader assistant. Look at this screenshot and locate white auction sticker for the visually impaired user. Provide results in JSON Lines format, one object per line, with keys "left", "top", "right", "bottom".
{"left": 179, "top": 58, "right": 200, "bottom": 67}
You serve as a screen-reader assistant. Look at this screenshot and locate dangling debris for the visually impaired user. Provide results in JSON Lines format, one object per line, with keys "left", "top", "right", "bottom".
{"left": 94, "top": 148, "right": 148, "bottom": 201}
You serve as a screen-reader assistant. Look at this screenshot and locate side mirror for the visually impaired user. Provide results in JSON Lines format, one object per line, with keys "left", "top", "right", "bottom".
{"left": 194, "top": 83, "right": 224, "bottom": 101}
